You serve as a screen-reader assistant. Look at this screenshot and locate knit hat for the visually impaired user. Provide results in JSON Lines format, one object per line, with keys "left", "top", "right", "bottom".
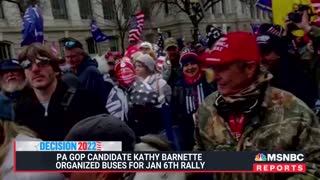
{"left": 203, "top": 32, "right": 261, "bottom": 65}
{"left": 64, "top": 114, "right": 136, "bottom": 151}
{"left": 135, "top": 54, "right": 156, "bottom": 72}
{"left": 0, "top": 94, "right": 15, "bottom": 120}
{"left": 179, "top": 48, "right": 199, "bottom": 66}
{"left": 0, "top": 59, "right": 23, "bottom": 72}
{"left": 114, "top": 57, "right": 136, "bottom": 88}
{"left": 256, "top": 34, "right": 285, "bottom": 56}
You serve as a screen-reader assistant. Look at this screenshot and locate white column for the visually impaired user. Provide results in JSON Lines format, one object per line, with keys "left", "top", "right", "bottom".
{"left": 91, "top": 0, "right": 105, "bottom": 23}
{"left": 2, "top": 1, "right": 21, "bottom": 27}
{"left": 39, "top": 0, "right": 54, "bottom": 25}
{"left": 65, "top": 0, "right": 81, "bottom": 25}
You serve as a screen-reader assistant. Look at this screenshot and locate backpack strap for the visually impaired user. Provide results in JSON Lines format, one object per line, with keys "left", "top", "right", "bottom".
{"left": 61, "top": 87, "right": 76, "bottom": 112}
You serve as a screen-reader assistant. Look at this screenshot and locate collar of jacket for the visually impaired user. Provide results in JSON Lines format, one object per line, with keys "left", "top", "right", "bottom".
{"left": 207, "top": 82, "right": 270, "bottom": 140}
{"left": 24, "top": 80, "right": 69, "bottom": 107}
{"left": 76, "top": 56, "right": 98, "bottom": 76}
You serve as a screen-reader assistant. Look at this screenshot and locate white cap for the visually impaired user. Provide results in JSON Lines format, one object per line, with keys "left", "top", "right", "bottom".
{"left": 139, "top": 42, "right": 153, "bottom": 50}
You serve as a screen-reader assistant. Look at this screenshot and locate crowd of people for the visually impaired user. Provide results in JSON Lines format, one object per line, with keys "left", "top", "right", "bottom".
{"left": 1, "top": 9, "right": 320, "bottom": 180}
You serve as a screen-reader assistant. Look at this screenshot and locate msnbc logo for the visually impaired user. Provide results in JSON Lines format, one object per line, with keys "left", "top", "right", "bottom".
{"left": 255, "top": 153, "right": 267, "bottom": 161}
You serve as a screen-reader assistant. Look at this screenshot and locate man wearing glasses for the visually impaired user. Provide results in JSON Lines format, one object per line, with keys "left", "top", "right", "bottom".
{"left": 15, "top": 43, "right": 106, "bottom": 140}
{"left": 64, "top": 39, "right": 108, "bottom": 103}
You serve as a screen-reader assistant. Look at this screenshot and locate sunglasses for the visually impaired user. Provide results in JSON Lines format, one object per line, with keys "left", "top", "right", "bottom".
{"left": 65, "top": 40, "right": 83, "bottom": 50}
{"left": 64, "top": 41, "right": 77, "bottom": 49}
{"left": 20, "top": 58, "right": 51, "bottom": 69}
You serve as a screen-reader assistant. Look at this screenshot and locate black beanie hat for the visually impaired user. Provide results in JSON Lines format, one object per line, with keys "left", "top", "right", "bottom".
{"left": 64, "top": 114, "right": 136, "bottom": 151}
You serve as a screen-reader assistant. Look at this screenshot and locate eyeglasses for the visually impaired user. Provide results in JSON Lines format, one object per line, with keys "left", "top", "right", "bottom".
{"left": 20, "top": 58, "right": 51, "bottom": 69}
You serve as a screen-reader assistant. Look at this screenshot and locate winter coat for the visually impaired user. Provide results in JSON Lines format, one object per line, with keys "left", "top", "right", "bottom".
{"left": 15, "top": 81, "right": 106, "bottom": 140}
{"left": 61, "top": 72, "right": 81, "bottom": 88}
{"left": 171, "top": 76, "right": 216, "bottom": 150}
{"left": 127, "top": 81, "right": 165, "bottom": 136}
{"left": 170, "top": 76, "right": 216, "bottom": 150}
{"left": 193, "top": 86, "right": 320, "bottom": 180}
{"left": 171, "top": 76, "right": 216, "bottom": 125}
{"left": 0, "top": 134, "right": 64, "bottom": 180}
{"left": 76, "top": 56, "right": 108, "bottom": 103}
{"left": 161, "top": 57, "right": 183, "bottom": 88}
{"left": 269, "top": 53, "right": 317, "bottom": 108}
{"left": 142, "top": 74, "right": 172, "bottom": 104}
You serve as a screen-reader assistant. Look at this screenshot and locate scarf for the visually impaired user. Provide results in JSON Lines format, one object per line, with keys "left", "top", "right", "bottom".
{"left": 214, "top": 70, "right": 273, "bottom": 139}
{"left": 184, "top": 72, "right": 202, "bottom": 85}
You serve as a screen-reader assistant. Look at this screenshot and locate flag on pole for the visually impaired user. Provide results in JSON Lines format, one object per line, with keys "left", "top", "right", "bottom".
{"left": 256, "top": 0, "right": 272, "bottom": 12}
{"left": 90, "top": 20, "right": 110, "bottom": 42}
{"left": 21, "top": 5, "right": 44, "bottom": 46}
{"left": 128, "top": 11, "right": 145, "bottom": 43}
{"left": 50, "top": 41, "right": 58, "bottom": 57}
{"left": 156, "top": 29, "right": 164, "bottom": 57}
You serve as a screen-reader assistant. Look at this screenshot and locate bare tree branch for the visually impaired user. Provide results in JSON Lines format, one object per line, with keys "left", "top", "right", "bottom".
{"left": 94, "top": 0, "right": 142, "bottom": 52}
{"left": 152, "top": 0, "right": 222, "bottom": 41}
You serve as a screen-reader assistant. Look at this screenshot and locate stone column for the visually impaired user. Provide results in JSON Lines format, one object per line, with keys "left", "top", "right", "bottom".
{"left": 65, "top": 0, "right": 81, "bottom": 25}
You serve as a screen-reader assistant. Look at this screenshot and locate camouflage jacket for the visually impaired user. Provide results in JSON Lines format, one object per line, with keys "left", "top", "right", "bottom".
{"left": 193, "top": 86, "right": 320, "bottom": 180}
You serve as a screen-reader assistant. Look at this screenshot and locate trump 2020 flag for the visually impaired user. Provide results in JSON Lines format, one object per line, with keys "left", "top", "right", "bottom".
{"left": 21, "top": 5, "right": 44, "bottom": 46}
{"left": 256, "top": 0, "right": 272, "bottom": 12}
{"left": 90, "top": 20, "right": 110, "bottom": 42}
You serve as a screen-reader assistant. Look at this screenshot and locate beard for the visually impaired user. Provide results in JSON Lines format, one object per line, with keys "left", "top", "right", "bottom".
{"left": 1, "top": 80, "right": 27, "bottom": 93}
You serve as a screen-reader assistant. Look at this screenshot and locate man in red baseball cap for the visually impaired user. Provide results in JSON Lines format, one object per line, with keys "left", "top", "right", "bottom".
{"left": 202, "top": 32, "right": 262, "bottom": 96}
{"left": 194, "top": 32, "right": 320, "bottom": 179}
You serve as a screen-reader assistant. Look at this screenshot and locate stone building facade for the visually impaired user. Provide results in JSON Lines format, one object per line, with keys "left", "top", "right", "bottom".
{"left": 0, "top": 0, "right": 269, "bottom": 60}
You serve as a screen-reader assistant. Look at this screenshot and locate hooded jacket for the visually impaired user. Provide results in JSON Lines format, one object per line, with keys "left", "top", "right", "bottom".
{"left": 76, "top": 56, "right": 108, "bottom": 103}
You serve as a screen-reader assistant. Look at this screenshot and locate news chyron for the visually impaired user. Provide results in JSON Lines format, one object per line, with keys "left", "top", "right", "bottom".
{"left": 14, "top": 141, "right": 306, "bottom": 173}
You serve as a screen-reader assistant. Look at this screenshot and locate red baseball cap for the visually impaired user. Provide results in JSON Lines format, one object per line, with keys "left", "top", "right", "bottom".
{"left": 203, "top": 32, "right": 261, "bottom": 65}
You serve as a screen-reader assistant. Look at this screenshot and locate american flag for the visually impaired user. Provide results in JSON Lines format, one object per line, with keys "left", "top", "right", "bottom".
{"left": 156, "top": 30, "right": 164, "bottom": 56}
{"left": 96, "top": 141, "right": 102, "bottom": 151}
{"left": 50, "top": 41, "right": 58, "bottom": 57}
{"left": 128, "top": 11, "right": 145, "bottom": 43}
{"left": 256, "top": 0, "right": 272, "bottom": 13}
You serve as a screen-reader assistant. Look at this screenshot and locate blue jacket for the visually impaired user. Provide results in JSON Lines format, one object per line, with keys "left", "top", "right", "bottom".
{"left": 76, "top": 56, "right": 108, "bottom": 102}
